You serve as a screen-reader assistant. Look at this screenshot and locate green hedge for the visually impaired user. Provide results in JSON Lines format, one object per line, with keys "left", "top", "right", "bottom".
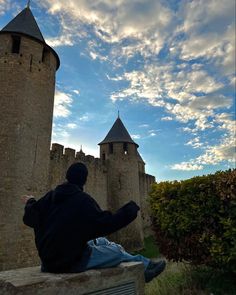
{"left": 149, "top": 169, "right": 236, "bottom": 273}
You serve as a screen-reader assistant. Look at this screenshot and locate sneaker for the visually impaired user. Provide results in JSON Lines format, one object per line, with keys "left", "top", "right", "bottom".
{"left": 144, "top": 260, "right": 166, "bottom": 283}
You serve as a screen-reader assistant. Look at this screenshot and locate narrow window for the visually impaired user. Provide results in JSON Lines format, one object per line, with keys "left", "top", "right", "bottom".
{"left": 42, "top": 47, "right": 50, "bottom": 65}
{"left": 123, "top": 142, "right": 128, "bottom": 155}
{"left": 11, "top": 35, "right": 21, "bottom": 53}
{"left": 109, "top": 143, "right": 113, "bottom": 154}
{"left": 102, "top": 153, "right": 106, "bottom": 161}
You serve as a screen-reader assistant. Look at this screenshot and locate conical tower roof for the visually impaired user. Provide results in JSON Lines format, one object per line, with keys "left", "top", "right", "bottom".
{"left": 99, "top": 117, "right": 138, "bottom": 147}
{"left": 0, "top": 5, "right": 60, "bottom": 69}
{"left": 1, "top": 7, "right": 45, "bottom": 43}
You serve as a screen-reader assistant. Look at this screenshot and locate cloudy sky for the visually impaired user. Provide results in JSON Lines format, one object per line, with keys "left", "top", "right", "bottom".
{"left": 1, "top": 0, "right": 235, "bottom": 181}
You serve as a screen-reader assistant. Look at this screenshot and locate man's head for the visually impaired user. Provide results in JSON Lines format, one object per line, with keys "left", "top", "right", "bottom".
{"left": 66, "top": 162, "right": 88, "bottom": 187}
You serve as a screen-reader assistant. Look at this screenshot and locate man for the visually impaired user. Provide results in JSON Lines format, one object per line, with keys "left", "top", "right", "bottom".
{"left": 22, "top": 162, "right": 166, "bottom": 282}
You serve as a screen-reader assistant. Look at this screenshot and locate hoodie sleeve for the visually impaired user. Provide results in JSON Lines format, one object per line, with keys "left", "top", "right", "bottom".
{"left": 85, "top": 196, "right": 140, "bottom": 239}
{"left": 23, "top": 198, "right": 40, "bottom": 228}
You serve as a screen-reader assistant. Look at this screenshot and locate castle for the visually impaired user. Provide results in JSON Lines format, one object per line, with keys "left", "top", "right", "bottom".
{"left": 0, "top": 5, "right": 155, "bottom": 271}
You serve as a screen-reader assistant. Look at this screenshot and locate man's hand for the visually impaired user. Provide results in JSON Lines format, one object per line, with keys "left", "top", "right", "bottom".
{"left": 21, "top": 195, "right": 35, "bottom": 204}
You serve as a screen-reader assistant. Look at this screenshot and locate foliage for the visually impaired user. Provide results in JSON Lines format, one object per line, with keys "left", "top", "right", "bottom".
{"left": 134, "top": 236, "right": 160, "bottom": 258}
{"left": 149, "top": 169, "right": 236, "bottom": 273}
{"left": 145, "top": 262, "right": 193, "bottom": 295}
{"left": 145, "top": 262, "right": 236, "bottom": 295}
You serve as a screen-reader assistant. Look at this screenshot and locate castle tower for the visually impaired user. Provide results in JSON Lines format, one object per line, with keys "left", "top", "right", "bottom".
{"left": 0, "top": 4, "right": 59, "bottom": 270}
{"left": 99, "top": 116, "right": 144, "bottom": 250}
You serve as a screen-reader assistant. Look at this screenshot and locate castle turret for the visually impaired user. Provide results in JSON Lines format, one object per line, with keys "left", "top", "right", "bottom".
{"left": 99, "top": 116, "right": 144, "bottom": 250}
{"left": 0, "top": 4, "right": 59, "bottom": 270}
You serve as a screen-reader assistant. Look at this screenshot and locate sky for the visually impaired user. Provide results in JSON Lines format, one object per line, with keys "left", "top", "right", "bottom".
{"left": 1, "top": 0, "right": 235, "bottom": 181}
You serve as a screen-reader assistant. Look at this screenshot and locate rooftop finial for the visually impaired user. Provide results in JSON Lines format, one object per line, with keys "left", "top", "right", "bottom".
{"left": 118, "top": 110, "right": 120, "bottom": 118}
{"left": 27, "top": 0, "right": 31, "bottom": 8}
{"left": 80, "top": 145, "right": 83, "bottom": 152}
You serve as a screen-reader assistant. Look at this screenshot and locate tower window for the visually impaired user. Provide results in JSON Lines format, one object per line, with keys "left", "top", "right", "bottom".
{"left": 123, "top": 142, "right": 128, "bottom": 155}
{"left": 109, "top": 143, "right": 113, "bottom": 154}
{"left": 102, "top": 153, "right": 106, "bottom": 161}
{"left": 42, "top": 47, "right": 50, "bottom": 65}
{"left": 11, "top": 35, "right": 21, "bottom": 54}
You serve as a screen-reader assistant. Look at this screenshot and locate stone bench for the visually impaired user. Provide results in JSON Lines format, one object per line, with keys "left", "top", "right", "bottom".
{"left": 0, "top": 262, "right": 144, "bottom": 295}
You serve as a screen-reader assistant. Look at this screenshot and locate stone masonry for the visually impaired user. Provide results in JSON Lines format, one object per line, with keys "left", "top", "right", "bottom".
{"left": 0, "top": 6, "right": 155, "bottom": 271}
{"left": 0, "top": 262, "right": 145, "bottom": 295}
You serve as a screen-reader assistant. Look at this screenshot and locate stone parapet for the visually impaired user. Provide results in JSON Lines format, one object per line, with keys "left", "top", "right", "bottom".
{"left": 0, "top": 262, "right": 144, "bottom": 295}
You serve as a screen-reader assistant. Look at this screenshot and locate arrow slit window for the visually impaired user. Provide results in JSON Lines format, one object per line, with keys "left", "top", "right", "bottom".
{"left": 11, "top": 35, "right": 21, "bottom": 54}
{"left": 123, "top": 143, "right": 128, "bottom": 155}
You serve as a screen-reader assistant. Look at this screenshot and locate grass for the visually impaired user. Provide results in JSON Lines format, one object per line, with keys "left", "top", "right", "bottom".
{"left": 136, "top": 236, "right": 236, "bottom": 295}
{"left": 145, "top": 263, "right": 236, "bottom": 295}
{"left": 136, "top": 236, "right": 160, "bottom": 258}
{"left": 190, "top": 266, "right": 236, "bottom": 295}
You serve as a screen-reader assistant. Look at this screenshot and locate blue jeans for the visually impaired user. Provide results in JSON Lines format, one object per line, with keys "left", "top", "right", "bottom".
{"left": 84, "top": 237, "right": 150, "bottom": 271}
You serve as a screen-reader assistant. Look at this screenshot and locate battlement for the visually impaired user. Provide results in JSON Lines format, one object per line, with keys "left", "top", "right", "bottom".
{"left": 50, "top": 143, "right": 102, "bottom": 165}
{"left": 49, "top": 143, "right": 108, "bottom": 209}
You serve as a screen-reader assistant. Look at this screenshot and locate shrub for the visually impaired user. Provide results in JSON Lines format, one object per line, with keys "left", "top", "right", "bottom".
{"left": 149, "top": 169, "right": 236, "bottom": 273}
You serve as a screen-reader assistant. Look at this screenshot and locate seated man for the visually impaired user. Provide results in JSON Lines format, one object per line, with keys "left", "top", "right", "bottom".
{"left": 22, "top": 162, "right": 166, "bottom": 283}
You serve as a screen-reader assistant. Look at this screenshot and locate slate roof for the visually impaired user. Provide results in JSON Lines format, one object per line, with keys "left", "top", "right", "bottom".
{"left": 99, "top": 117, "right": 138, "bottom": 146}
{"left": 1, "top": 7, "right": 45, "bottom": 43}
{"left": 0, "top": 6, "right": 60, "bottom": 69}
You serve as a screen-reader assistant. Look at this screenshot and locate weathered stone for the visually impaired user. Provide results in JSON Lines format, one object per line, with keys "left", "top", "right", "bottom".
{"left": 0, "top": 6, "right": 155, "bottom": 272}
{"left": 0, "top": 32, "right": 57, "bottom": 271}
{"left": 0, "top": 262, "right": 145, "bottom": 295}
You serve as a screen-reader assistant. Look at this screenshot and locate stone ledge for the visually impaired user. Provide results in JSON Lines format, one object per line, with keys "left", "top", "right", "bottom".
{"left": 0, "top": 262, "right": 144, "bottom": 295}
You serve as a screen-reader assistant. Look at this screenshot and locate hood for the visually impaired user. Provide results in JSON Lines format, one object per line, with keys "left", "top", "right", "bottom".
{"left": 52, "top": 182, "right": 82, "bottom": 203}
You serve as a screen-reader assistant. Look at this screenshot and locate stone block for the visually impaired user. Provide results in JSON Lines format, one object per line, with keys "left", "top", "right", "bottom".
{"left": 0, "top": 262, "right": 144, "bottom": 295}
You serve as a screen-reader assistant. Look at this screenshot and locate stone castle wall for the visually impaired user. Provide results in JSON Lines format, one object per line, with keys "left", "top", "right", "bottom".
{"left": 49, "top": 142, "right": 156, "bottom": 250}
{"left": 0, "top": 26, "right": 155, "bottom": 272}
{"left": 100, "top": 142, "right": 144, "bottom": 250}
{"left": 49, "top": 143, "right": 108, "bottom": 209}
{"left": 139, "top": 172, "right": 155, "bottom": 237}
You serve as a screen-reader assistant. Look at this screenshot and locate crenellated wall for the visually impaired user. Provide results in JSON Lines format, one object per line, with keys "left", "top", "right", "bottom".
{"left": 139, "top": 172, "right": 155, "bottom": 237}
{"left": 49, "top": 143, "right": 108, "bottom": 210}
{"left": 48, "top": 142, "right": 156, "bottom": 250}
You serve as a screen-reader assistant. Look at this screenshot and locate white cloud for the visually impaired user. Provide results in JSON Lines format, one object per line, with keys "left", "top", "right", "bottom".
{"left": 67, "top": 123, "right": 77, "bottom": 129}
{"left": 38, "top": 0, "right": 235, "bottom": 171}
{"left": 171, "top": 162, "right": 204, "bottom": 171}
{"left": 89, "top": 51, "right": 108, "bottom": 61}
{"left": 79, "top": 114, "right": 90, "bottom": 122}
{"left": 189, "top": 95, "right": 232, "bottom": 110}
{"left": 176, "top": 0, "right": 235, "bottom": 75}
{"left": 131, "top": 134, "right": 141, "bottom": 139}
{"left": 53, "top": 90, "right": 73, "bottom": 118}
{"left": 149, "top": 132, "right": 156, "bottom": 137}
{"left": 52, "top": 124, "right": 70, "bottom": 141}
{"left": 161, "top": 116, "right": 173, "bottom": 121}
{"left": 72, "top": 89, "right": 80, "bottom": 95}
{"left": 172, "top": 111, "right": 235, "bottom": 169}
{"left": 46, "top": 34, "right": 74, "bottom": 47}
{"left": 181, "top": 127, "right": 194, "bottom": 133}
{"left": 0, "top": 0, "right": 10, "bottom": 15}
{"left": 40, "top": 0, "right": 176, "bottom": 59}
{"left": 110, "top": 64, "right": 225, "bottom": 131}
{"left": 185, "top": 137, "right": 203, "bottom": 149}
{"left": 39, "top": 0, "right": 234, "bottom": 79}
{"left": 139, "top": 124, "right": 149, "bottom": 128}
{"left": 171, "top": 133, "right": 235, "bottom": 170}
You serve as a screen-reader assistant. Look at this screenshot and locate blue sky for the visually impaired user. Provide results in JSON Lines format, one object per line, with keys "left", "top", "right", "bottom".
{"left": 1, "top": 0, "right": 235, "bottom": 181}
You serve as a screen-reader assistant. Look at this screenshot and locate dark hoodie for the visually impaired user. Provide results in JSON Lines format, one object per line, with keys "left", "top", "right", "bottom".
{"left": 23, "top": 182, "right": 140, "bottom": 273}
